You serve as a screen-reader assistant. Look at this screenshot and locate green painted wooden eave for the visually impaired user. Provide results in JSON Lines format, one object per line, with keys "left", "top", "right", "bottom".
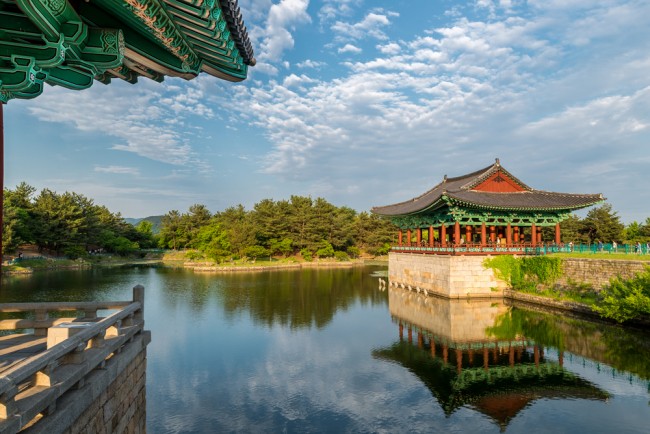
{"left": 1, "top": 0, "right": 254, "bottom": 101}
{"left": 445, "top": 196, "right": 605, "bottom": 213}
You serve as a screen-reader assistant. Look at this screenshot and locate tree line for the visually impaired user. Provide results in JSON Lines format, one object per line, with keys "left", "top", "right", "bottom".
{"left": 2, "top": 182, "right": 647, "bottom": 260}
{"left": 157, "top": 196, "right": 395, "bottom": 261}
{"left": 1, "top": 183, "right": 394, "bottom": 260}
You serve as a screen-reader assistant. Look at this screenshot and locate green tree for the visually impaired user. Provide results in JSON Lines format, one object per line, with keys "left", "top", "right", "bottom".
{"left": 193, "top": 222, "right": 231, "bottom": 262}
{"left": 559, "top": 214, "right": 588, "bottom": 243}
{"left": 215, "top": 205, "right": 256, "bottom": 257}
{"left": 159, "top": 210, "right": 182, "bottom": 249}
{"left": 582, "top": 204, "right": 624, "bottom": 244}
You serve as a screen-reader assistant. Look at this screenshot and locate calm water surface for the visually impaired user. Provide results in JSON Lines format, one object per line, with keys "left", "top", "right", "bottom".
{"left": 2, "top": 265, "right": 649, "bottom": 433}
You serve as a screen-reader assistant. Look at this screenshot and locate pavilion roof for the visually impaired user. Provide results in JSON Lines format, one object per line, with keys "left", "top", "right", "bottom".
{"left": 0, "top": 0, "right": 255, "bottom": 102}
{"left": 372, "top": 159, "right": 604, "bottom": 216}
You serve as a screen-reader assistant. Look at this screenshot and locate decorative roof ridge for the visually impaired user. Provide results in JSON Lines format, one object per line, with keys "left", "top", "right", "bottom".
{"left": 445, "top": 163, "right": 495, "bottom": 184}
{"left": 218, "top": 0, "right": 255, "bottom": 65}
{"left": 461, "top": 158, "right": 531, "bottom": 191}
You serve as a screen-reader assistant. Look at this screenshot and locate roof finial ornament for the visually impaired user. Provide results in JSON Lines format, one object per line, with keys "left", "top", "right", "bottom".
{"left": 495, "top": 158, "right": 500, "bottom": 166}
{"left": 443, "top": 175, "right": 447, "bottom": 182}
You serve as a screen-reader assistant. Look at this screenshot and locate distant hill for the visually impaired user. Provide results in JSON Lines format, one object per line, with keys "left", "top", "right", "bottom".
{"left": 124, "top": 215, "right": 164, "bottom": 234}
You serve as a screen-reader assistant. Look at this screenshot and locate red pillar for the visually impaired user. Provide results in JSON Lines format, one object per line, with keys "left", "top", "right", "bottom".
{"left": 428, "top": 225, "right": 434, "bottom": 247}
{"left": 555, "top": 223, "right": 561, "bottom": 245}
{"left": 531, "top": 224, "right": 537, "bottom": 246}
{"left": 481, "top": 222, "right": 487, "bottom": 246}
{"left": 398, "top": 230, "right": 403, "bottom": 246}
{"left": 506, "top": 223, "right": 512, "bottom": 246}
{"left": 537, "top": 231, "right": 543, "bottom": 244}
{"left": 406, "top": 229, "right": 412, "bottom": 246}
{"left": 514, "top": 226, "right": 520, "bottom": 244}
{"left": 416, "top": 228, "right": 421, "bottom": 246}
{"left": 465, "top": 225, "right": 472, "bottom": 244}
{"left": 490, "top": 226, "right": 496, "bottom": 243}
{"left": 441, "top": 224, "right": 447, "bottom": 247}
{"left": 454, "top": 221, "right": 460, "bottom": 245}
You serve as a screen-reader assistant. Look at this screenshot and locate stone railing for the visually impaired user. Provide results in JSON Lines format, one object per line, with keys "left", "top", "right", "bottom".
{"left": 0, "top": 285, "right": 145, "bottom": 433}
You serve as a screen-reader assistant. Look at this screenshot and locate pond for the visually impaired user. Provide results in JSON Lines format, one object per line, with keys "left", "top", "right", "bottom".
{"left": 1, "top": 265, "right": 649, "bottom": 433}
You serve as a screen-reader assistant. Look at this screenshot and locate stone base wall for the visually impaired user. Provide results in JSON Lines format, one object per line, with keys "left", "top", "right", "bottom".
{"left": 388, "top": 253, "right": 507, "bottom": 298}
{"left": 65, "top": 351, "right": 147, "bottom": 434}
{"left": 24, "top": 332, "right": 151, "bottom": 434}
{"left": 558, "top": 258, "right": 648, "bottom": 290}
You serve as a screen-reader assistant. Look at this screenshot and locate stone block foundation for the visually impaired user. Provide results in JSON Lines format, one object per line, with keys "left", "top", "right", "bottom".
{"left": 388, "top": 253, "right": 507, "bottom": 298}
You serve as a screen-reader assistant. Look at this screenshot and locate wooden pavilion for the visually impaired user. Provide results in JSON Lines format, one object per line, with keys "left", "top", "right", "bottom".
{"left": 372, "top": 159, "right": 603, "bottom": 255}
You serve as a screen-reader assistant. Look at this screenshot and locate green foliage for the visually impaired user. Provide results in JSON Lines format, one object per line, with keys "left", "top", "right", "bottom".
{"left": 63, "top": 245, "right": 86, "bottom": 260}
{"left": 582, "top": 204, "right": 624, "bottom": 244}
{"left": 334, "top": 251, "right": 350, "bottom": 261}
{"left": 269, "top": 237, "right": 293, "bottom": 257}
{"left": 315, "top": 241, "right": 335, "bottom": 258}
{"left": 245, "top": 245, "right": 269, "bottom": 259}
{"left": 593, "top": 267, "right": 650, "bottom": 323}
{"left": 346, "top": 246, "right": 360, "bottom": 258}
{"left": 2, "top": 183, "right": 154, "bottom": 256}
{"left": 484, "top": 256, "right": 563, "bottom": 291}
{"left": 300, "top": 248, "right": 313, "bottom": 262}
{"left": 193, "top": 222, "right": 231, "bottom": 262}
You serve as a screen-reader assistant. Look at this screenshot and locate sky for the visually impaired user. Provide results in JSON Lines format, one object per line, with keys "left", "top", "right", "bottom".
{"left": 4, "top": 0, "right": 650, "bottom": 222}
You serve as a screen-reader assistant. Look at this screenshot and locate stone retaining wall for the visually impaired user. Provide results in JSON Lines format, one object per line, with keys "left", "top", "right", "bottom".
{"left": 64, "top": 351, "right": 147, "bottom": 434}
{"left": 558, "top": 258, "right": 648, "bottom": 290}
{"left": 388, "top": 253, "right": 507, "bottom": 298}
{"left": 24, "top": 332, "right": 150, "bottom": 434}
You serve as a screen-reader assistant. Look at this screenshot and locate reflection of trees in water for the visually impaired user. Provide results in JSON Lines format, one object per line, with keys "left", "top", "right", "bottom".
{"left": 487, "top": 307, "right": 650, "bottom": 380}
{"left": 160, "top": 266, "right": 388, "bottom": 329}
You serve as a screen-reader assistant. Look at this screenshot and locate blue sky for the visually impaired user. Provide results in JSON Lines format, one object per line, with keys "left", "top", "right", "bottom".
{"left": 5, "top": 0, "right": 650, "bottom": 222}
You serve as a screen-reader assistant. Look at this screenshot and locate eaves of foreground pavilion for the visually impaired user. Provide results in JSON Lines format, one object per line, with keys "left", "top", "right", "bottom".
{"left": 372, "top": 159, "right": 604, "bottom": 256}
{"left": 0, "top": 0, "right": 255, "bottom": 102}
{"left": 0, "top": 0, "right": 255, "bottom": 259}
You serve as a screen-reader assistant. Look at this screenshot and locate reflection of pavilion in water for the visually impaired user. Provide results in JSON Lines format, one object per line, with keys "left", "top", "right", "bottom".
{"left": 373, "top": 287, "right": 609, "bottom": 430}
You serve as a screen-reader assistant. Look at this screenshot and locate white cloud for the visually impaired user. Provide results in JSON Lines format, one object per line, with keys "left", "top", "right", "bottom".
{"left": 377, "top": 42, "right": 401, "bottom": 55}
{"left": 258, "top": 0, "right": 311, "bottom": 63}
{"left": 331, "top": 12, "right": 398, "bottom": 42}
{"left": 94, "top": 166, "right": 140, "bottom": 175}
{"left": 27, "top": 80, "right": 211, "bottom": 169}
{"left": 338, "top": 44, "right": 362, "bottom": 54}
{"left": 207, "top": 0, "right": 650, "bottom": 222}
{"left": 296, "top": 59, "right": 326, "bottom": 69}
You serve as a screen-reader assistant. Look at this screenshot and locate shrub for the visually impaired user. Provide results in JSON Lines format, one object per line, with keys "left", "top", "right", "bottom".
{"left": 64, "top": 245, "right": 86, "bottom": 260}
{"left": 300, "top": 248, "right": 313, "bottom": 262}
{"left": 315, "top": 241, "right": 335, "bottom": 258}
{"left": 346, "top": 246, "right": 360, "bottom": 258}
{"left": 593, "top": 267, "right": 650, "bottom": 323}
{"left": 334, "top": 251, "right": 350, "bottom": 261}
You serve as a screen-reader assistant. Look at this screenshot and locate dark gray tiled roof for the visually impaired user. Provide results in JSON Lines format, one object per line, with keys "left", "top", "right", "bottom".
{"left": 372, "top": 160, "right": 604, "bottom": 216}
